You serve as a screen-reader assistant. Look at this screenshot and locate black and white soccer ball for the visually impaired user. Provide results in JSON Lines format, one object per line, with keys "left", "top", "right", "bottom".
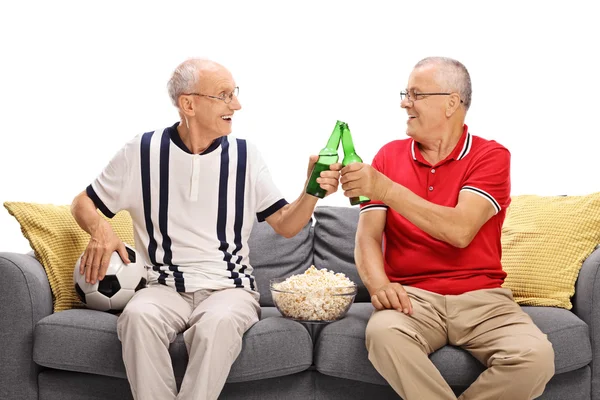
{"left": 73, "top": 244, "right": 147, "bottom": 313}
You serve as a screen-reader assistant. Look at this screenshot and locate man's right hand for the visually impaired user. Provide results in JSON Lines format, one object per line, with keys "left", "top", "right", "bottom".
{"left": 371, "top": 282, "right": 413, "bottom": 315}
{"left": 79, "top": 219, "right": 130, "bottom": 284}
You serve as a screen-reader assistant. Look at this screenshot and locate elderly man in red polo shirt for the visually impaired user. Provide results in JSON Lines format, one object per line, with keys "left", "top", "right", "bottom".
{"left": 340, "top": 57, "right": 554, "bottom": 400}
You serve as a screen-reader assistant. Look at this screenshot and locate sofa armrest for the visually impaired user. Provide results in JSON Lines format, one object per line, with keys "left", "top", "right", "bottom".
{"left": 0, "top": 252, "right": 53, "bottom": 400}
{"left": 572, "top": 245, "right": 600, "bottom": 400}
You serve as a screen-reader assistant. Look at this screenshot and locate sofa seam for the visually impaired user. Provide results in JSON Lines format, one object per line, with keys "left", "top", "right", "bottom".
{"left": 37, "top": 323, "right": 118, "bottom": 335}
{"left": 37, "top": 360, "right": 314, "bottom": 382}
{"left": 316, "top": 367, "right": 386, "bottom": 386}
{"left": 37, "top": 322, "right": 311, "bottom": 341}
{"left": 543, "top": 324, "right": 592, "bottom": 336}
{"left": 227, "top": 363, "right": 313, "bottom": 383}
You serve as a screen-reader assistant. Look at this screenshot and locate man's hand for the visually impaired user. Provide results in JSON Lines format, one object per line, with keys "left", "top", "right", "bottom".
{"left": 371, "top": 282, "right": 413, "bottom": 315}
{"left": 306, "top": 155, "right": 342, "bottom": 198}
{"left": 79, "top": 219, "right": 130, "bottom": 284}
{"left": 340, "top": 163, "right": 393, "bottom": 202}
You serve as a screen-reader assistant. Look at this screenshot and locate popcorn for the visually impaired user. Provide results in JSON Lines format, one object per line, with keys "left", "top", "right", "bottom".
{"left": 271, "top": 266, "right": 356, "bottom": 322}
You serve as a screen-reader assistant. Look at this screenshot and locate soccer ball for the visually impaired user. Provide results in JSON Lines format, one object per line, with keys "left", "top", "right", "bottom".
{"left": 73, "top": 244, "right": 147, "bottom": 313}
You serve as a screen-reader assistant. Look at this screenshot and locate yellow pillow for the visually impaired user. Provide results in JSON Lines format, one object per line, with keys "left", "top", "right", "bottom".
{"left": 3, "top": 202, "right": 134, "bottom": 312}
{"left": 501, "top": 193, "right": 600, "bottom": 309}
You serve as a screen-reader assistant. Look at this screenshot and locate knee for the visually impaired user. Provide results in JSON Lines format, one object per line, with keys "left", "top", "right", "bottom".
{"left": 195, "top": 310, "right": 246, "bottom": 338}
{"left": 365, "top": 310, "right": 409, "bottom": 350}
{"left": 529, "top": 338, "right": 555, "bottom": 379}
{"left": 495, "top": 337, "right": 555, "bottom": 379}
{"left": 118, "top": 303, "right": 166, "bottom": 336}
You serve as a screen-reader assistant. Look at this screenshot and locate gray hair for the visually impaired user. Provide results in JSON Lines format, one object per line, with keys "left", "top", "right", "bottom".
{"left": 167, "top": 58, "right": 218, "bottom": 108}
{"left": 414, "top": 57, "right": 472, "bottom": 110}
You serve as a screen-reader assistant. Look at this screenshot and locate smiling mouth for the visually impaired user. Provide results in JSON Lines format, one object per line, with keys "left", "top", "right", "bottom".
{"left": 221, "top": 115, "right": 232, "bottom": 122}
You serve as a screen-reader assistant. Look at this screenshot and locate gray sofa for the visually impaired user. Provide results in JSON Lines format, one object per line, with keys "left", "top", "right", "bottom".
{"left": 0, "top": 205, "right": 598, "bottom": 400}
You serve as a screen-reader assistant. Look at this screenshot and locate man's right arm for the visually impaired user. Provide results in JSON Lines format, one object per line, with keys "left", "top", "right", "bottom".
{"left": 71, "top": 191, "right": 129, "bottom": 284}
{"left": 355, "top": 210, "right": 413, "bottom": 315}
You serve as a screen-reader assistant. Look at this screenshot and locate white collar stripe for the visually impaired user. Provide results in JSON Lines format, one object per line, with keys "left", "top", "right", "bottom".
{"left": 457, "top": 133, "right": 472, "bottom": 160}
{"left": 461, "top": 186, "right": 500, "bottom": 214}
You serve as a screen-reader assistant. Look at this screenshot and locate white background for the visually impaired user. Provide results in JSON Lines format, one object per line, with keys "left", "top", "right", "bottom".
{"left": 1, "top": 0, "right": 599, "bottom": 253}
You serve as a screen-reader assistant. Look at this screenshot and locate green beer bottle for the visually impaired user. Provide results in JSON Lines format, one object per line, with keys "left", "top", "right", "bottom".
{"left": 341, "top": 123, "right": 370, "bottom": 206}
{"left": 305, "top": 121, "right": 343, "bottom": 198}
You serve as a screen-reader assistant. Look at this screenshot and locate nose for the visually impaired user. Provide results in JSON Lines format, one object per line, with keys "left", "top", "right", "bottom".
{"left": 229, "top": 94, "right": 241, "bottom": 111}
{"left": 401, "top": 97, "right": 411, "bottom": 109}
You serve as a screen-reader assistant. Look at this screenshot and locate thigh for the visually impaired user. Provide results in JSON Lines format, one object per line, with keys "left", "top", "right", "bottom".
{"left": 119, "top": 284, "right": 191, "bottom": 335}
{"left": 451, "top": 288, "right": 550, "bottom": 366}
{"left": 367, "top": 286, "right": 448, "bottom": 354}
{"left": 188, "top": 288, "right": 261, "bottom": 334}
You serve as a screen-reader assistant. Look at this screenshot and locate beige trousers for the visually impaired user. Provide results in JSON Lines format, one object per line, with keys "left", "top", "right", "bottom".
{"left": 117, "top": 284, "right": 261, "bottom": 400}
{"left": 366, "top": 287, "right": 555, "bottom": 400}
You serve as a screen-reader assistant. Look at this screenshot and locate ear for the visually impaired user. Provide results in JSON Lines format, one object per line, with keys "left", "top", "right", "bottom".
{"left": 445, "top": 93, "right": 461, "bottom": 118}
{"left": 178, "top": 94, "right": 196, "bottom": 117}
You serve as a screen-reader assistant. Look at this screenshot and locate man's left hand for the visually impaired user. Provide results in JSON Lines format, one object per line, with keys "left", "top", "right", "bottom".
{"left": 340, "top": 163, "right": 392, "bottom": 202}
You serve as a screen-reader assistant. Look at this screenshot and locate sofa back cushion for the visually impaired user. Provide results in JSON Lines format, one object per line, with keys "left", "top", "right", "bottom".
{"left": 248, "top": 219, "right": 314, "bottom": 307}
{"left": 313, "top": 206, "right": 370, "bottom": 302}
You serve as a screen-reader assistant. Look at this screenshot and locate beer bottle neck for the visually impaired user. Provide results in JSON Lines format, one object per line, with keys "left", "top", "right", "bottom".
{"left": 341, "top": 125, "right": 357, "bottom": 155}
{"left": 323, "top": 122, "right": 343, "bottom": 153}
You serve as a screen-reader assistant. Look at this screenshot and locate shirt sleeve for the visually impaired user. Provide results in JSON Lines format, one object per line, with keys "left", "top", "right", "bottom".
{"left": 249, "top": 143, "right": 288, "bottom": 222}
{"left": 86, "top": 141, "right": 133, "bottom": 218}
{"left": 460, "top": 145, "right": 511, "bottom": 214}
{"left": 360, "top": 146, "right": 389, "bottom": 214}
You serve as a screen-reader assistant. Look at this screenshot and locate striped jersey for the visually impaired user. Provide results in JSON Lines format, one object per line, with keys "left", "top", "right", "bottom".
{"left": 87, "top": 122, "right": 287, "bottom": 294}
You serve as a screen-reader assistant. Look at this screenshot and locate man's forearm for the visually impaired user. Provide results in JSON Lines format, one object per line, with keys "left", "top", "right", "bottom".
{"left": 71, "top": 193, "right": 102, "bottom": 235}
{"left": 273, "top": 192, "right": 318, "bottom": 238}
{"left": 355, "top": 234, "right": 390, "bottom": 296}
{"left": 383, "top": 183, "right": 467, "bottom": 247}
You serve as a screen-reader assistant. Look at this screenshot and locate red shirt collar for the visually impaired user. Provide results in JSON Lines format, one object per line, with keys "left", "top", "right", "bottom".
{"left": 411, "top": 124, "right": 472, "bottom": 166}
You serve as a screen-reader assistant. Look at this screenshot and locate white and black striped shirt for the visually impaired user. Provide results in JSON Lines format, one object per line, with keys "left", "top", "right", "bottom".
{"left": 87, "top": 122, "right": 287, "bottom": 294}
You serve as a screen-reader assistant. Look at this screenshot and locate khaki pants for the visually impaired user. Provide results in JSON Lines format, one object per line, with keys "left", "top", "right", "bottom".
{"left": 366, "top": 287, "right": 554, "bottom": 400}
{"left": 117, "top": 284, "right": 260, "bottom": 400}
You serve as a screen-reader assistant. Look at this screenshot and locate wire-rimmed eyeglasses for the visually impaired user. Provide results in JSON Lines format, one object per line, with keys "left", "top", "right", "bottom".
{"left": 400, "top": 89, "right": 463, "bottom": 104}
{"left": 185, "top": 87, "right": 239, "bottom": 104}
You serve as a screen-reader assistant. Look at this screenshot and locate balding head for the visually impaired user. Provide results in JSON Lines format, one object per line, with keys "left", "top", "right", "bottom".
{"left": 414, "top": 57, "right": 472, "bottom": 110}
{"left": 167, "top": 58, "right": 226, "bottom": 107}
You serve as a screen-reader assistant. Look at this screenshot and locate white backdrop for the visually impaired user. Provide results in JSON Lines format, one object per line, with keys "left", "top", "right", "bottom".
{"left": 1, "top": 0, "right": 599, "bottom": 253}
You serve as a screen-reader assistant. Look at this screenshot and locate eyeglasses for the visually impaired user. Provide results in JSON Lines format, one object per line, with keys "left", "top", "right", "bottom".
{"left": 185, "top": 86, "right": 239, "bottom": 104}
{"left": 400, "top": 89, "right": 463, "bottom": 104}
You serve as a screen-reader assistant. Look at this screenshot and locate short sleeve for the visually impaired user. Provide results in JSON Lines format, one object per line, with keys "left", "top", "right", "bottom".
{"left": 460, "top": 146, "right": 511, "bottom": 214}
{"left": 248, "top": 143, "right": 288, "bottom": 222}
{"left": 360, "top": 146, "right": 389, "bottom": 214}
{"left": 87, "top": 141, "right": 133, "bottom": 218}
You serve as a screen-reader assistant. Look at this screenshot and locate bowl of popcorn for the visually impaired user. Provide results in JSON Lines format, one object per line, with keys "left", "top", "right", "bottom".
{"left": 270, "top": 266, "right": 357, "bottom": 323}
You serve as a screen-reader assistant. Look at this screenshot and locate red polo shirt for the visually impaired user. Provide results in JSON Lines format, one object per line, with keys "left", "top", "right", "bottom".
{"left": 360, "top": 125, "right": 511, "bottom": 295}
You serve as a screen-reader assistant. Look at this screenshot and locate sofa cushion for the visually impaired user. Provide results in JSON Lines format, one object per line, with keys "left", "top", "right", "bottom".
{"left": 501, "top": 193, "right": 600, "bottom": 310}
{"left": 313, "top": 206, "right": 369, "bottom": 302}
{"left": 248, "top": 218, "right": 314, "bottom": 307}
{"left": 33, "top": 307, "right": 313, "bottom": 382}
{"left": 3, "top": 202, "right": 134, "bottom": 312}
{"left": 314, "top": 303, "right": 591, "bottom": 386}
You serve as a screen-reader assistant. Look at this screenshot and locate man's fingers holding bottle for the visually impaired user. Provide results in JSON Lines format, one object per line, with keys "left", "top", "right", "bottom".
{"left": 317, "top": 164, "right": 342, "bottom": 195}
